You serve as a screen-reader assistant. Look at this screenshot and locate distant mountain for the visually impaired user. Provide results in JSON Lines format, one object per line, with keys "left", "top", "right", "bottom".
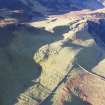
{"left": 0, "top": 0, "right": 104, "bottom": 12}
{"left": 0, "top": 0, "right": 27, "bottom": 9}
{"left": 0, "top": 0, "right": 104, "bottom": 22}
{"left": 38, "top": 0, "right": 104, "bottom": 11}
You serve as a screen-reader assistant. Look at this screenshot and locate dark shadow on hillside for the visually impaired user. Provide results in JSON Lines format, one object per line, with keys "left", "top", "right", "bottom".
{"left": 53, "top": 25, "right": 70, "bottom": 36}
{"left": 87, "top": 19, "right": 105, "bottom": 47}
{"left": 64, "top": 94, "right": 92, "bottom": 105}
{"left": 73, "top": 45, "right": 103, "bottom": 71}
{"left": 0, "top": 53, "right": 42, "bottom": 105}
{"left": 0, "top": 24, "right": 70, "bottom": 48}
{"left": 53, "top": 25, "right": 70, "bottom": 39}
{"left": 0, "top": 24, "right": 71, "bottom": 105}
{"left": 61, "top": 40, "right": 84, "bottom": 49}
{"left": 16, "top": 24, "right": 70, "bottom": 45}
{"left": 75, "top": 30, "right": 92, "bottom": 41}
{"left": 22, "top": 25, "right": 70, "bottom": 38}
{"left": 0, "top": 24, "right": 17, "bottom": 47}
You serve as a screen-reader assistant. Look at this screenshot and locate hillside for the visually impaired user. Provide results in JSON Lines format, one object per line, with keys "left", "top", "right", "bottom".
{"left": 0, "top": 1, "right": 105, "bottom": 105}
